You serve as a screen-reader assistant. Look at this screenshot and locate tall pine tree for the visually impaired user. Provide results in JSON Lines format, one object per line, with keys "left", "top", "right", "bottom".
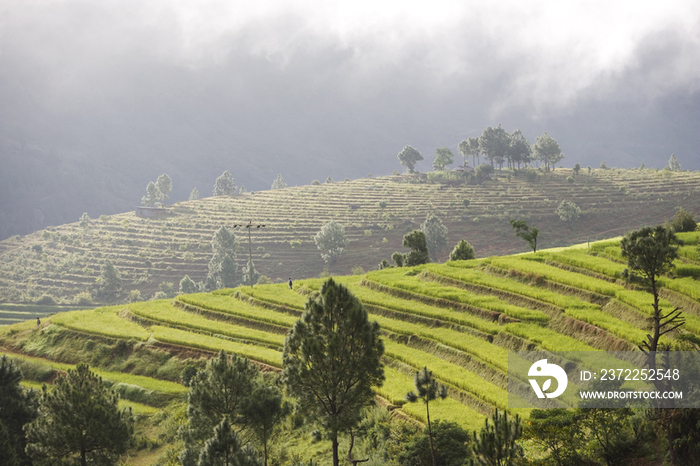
{"left": 283, "top": 278, "right": 384, "bottom": 466}
{"left": 25, "top": 363, "right": 133, "bottom": 466}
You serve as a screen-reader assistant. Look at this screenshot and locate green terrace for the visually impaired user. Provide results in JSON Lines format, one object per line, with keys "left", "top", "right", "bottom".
{"left": 1, "top": 230, "right": 698, "bottom": 430}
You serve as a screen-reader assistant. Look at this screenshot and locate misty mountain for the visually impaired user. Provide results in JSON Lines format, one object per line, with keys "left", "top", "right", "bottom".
{"left": 1, "top": 0, "right": 699, "bottom": 240}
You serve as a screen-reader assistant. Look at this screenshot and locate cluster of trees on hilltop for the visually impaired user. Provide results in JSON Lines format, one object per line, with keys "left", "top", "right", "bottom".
{"left": 398, "top": 126, "right": 563, "bottom": 174}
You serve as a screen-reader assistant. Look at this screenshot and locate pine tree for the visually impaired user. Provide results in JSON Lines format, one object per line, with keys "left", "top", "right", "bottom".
{"left": 402, "top": 230, "right": 430, "bottom": 266}
{"left": 405, "top": 367, "right": 448, "bottom": 466}
{"left": 189, "top": 187, "right": 200, "bottom": 200}
{"left": 207, "top": 226, "right": 238, "bottom": 289}
{"left": 471, "top": 410, "right": 523, "bottom": 466}
{"left": 213, "top": 170, "right": 237, "bottom": 196}
{"left": 241, "top": 385, "right": 289, "bottom": 466}
{"left": 555, "top": 200, "right": 581, "bottom": 230}
{"left": 271, "top": 174, "right": 287, "bottom": 189}
{"left": 25, "top": 363, "right": 133, "bottom": 466}
{"left": 421, "top": 213, "right": 448, "bottom": 261}
{"left": 283, "top": 278, "right": 384, "bottom": 466}
{"left": 397, "top": 145, "right": 423, "bottom": 173}
{"left": 432, "top": 147, "right": 455, "bottom": 171}
{"left": 141, "top": 181, "right": 160, "bottom": 206}
{"left": 98, "top": 259, "right": 122, "bottom": 298}
{"left": 621, "top": 226, "right": 684, "bottom": 382}
{"left": 449, "top": 239, "right": 476, "bottom": 261}
{"left": 79, "top": 212, "right": 90, "bottom": 228}
{"left": 0, "top": 356, "right": 37, "bottom": 466}
{"left": 314, "top": 221, "right": 349, "bottom": 264}
{"left": 180, "top": 275, "right": 198, "bottom": 294}
{"left": 180, "top": 351, "right": 259, "bottom": 466}
{"left": 666, "top": 154, "right": 682, "bottom": 172}
{"left": 241, "top": 258, "right": 260, "bottom": 287}
{"left": 155, "top": 173, "right": 172, "bottom": 206}
{"left": 510, "top": 220, "right": 539, "bottom": 253}
{"left": 196, "top": 418, "right": 261, "bottom": 466}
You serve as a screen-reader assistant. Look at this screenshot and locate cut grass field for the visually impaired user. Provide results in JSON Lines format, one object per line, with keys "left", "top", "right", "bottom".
{"left": 1, "top": 230, "right": 699, "bottom": 448}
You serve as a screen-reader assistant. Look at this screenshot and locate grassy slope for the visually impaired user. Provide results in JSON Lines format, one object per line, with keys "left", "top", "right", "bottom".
{"left": 1, "top": 168, "right": 700, "bottom": 307}
{"left": 1, "top": 230, "right": 699, "bottom": 464}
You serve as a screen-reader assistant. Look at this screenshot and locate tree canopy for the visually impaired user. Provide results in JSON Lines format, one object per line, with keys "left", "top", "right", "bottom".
{"left": 510, "top": 220, "right": 539, "bottom": 253}
{"left": 555, "top": 200, "right": 581, "bottom": 229}
{"left": 25, "top": 363, "right": 133, "bottom": 466}
{"left": 98, "top": 259, "right": 122, "bottom": 298}
{"left": 207, "top": 226, "right": 238, "bottom": 289}
{"left": 155, "top": 173, "right": 172, "bottom": 206}
{"left": 398, "top": 145, "right": 423, "bottom": 173}
{"left": 0, "top": 355, "right": 37, "bottom": 466}
{"left": 666, "top": 153, "right": 682, "bottom": 171}
{"left": 421, "top": 213, "right": 448, "bottom": 261}
{"left": 189, "top": 187, "right": 200, "bottom": 200}
{"left": 507, "top": 129, "right": 531, "bottom": 169}
{"left": 432, "top": 147, "right": 454, "bottom": 171}
{"left": 314, "top": 221, "right": 349, "bottom": 264}
{"left": 479, "top": 126, "right": 510, "bottom": 169}
{"left": 449, "top": 239, "right": 476, "bottom": 261}
{"left": 213, "top": 170, "right": 237, "bottom": 196}
{"left": 394, "top": 230, "right": 430, "bottom": 266}
{"left": 533, "top": 132, "right": 563, "bottom": 171}
{"left": 283, "top": 278, "right": 384, "bottom": 466}
{"left": 271, "top": 174, "right": 287, "bottom": 189}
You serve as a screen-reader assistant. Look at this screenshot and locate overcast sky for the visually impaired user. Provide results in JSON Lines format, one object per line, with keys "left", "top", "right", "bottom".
{"left": 1, "top": 0, "right": 699, "bottom": 180}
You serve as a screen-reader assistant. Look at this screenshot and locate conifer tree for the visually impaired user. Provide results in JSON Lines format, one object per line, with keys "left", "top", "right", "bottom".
{"left": 666, "top": 154, "right": 682, "bottom": 171}
{"left": 180, "top": 275, "right": 198, "bottom": 294}
{"left": 405, "top": 367, "right": 448, "bottom": 466}
{"left": 180, "top": 351, "right": 259, "bottom": 466}
{"left": 271, "top": 174, "right": 287, "bottom": 189}
{"left": 471, "top": 410, "right": 523, "bottom": 466}
{"left": 621, "top": 226, "right": 684, "bottom": 377}
{"left": 449, "top": 239, "right": 476, "bottom": 261}
{"left": 241, "top": 385, "right": 289, "bottom": 466}
{"left": 98, "top": 259, "right": 122, "bottom": 298}
{"left": 283, "top": 278, "right": 384, "bottom": 466}
{"left": 196, "top": 419, "right": 260, "bottom": 466}
{"left": 25, "top": 363, "right": 133, "bottom": 466}
{"left": 213, "top": 170, "right": 237, "bottom": 196}
{"left": 510, "top": 220, "right": 539, "bottom": 253}
{"left": 241, "top": 258, "right": 260, "bottom": 287}
{"left": 397, "top": 145, "right": 423, "bottom": 173}
{"left": 79, "top": 212, "right": 90, "bottom": 228}
{"left": 421, "top": 213, "right": 448, "bottom": 261}
{"left": 207, "top": 226, "right": 238, "bottom": 289}
{"left": 189, "top": 187, "right": 200, "bottom": 200}
{"left": 0, "top": 356, "right": 37, "bottom": 466}
{"left": 400, "top": 230, "right": 430, "bottom": 266}
{"left": 314, "top": 221, "right": 349, "bottom": 264}
{"left": 141, "top": 181, "right": 160, "bottom": 206}
{"left": 432, "top": 147, "right": 455, "bottom": 171}
{"left": 155, "top": 173, "right": 172, "bottom": 206}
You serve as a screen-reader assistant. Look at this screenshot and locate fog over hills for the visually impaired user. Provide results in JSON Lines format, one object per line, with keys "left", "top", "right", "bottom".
{"left": 1, "top": 0, "right": 699, "bottom": 239}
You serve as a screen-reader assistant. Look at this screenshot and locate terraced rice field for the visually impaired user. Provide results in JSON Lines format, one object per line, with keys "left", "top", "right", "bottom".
{"left": 3, "top": 232, "right": 698, "bottom": 429}
{"left": 1, "top": 168, "right": 700, "bottom": 305}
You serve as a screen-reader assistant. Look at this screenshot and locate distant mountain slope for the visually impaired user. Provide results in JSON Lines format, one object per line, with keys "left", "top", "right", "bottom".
{"left": 1, "top": 168, "right": 699, "bottom": 304}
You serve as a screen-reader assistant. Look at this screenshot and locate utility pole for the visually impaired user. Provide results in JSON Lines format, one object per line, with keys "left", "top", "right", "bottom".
{"left": 233, "top": 220, "right": 265, "bottom": 288}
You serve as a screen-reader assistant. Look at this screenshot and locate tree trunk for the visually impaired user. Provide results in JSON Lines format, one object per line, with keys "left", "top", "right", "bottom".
{"left": 332, "top": 433, "right": 340, "bottom": 466}
{"left": 426, "top": 401, "right": 437, "bottom": 466}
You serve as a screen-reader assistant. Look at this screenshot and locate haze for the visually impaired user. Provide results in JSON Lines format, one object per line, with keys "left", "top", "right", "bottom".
{"left": 1, "top": 0, "right": 699, "bottom": 238}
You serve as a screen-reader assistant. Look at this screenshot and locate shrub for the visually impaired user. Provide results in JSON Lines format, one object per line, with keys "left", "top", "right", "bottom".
{"left": 32, "top": 244, "right": 43, "bottom": 253}
{"left": 378, "top": 201, "right": 387, "bottom": 209}
{"left": 257, "top": 275, "right": 273, "bottom": 285}
{"left": 670, "top": 208, "right": 697, "bottom": 232}
{"left": 463, "top": 199, "right": 470, "bottom": 208}
{"left": 74, "top": 291, "right": 93, "bottom": 305}
{"left": 311, "top": 180, "right": 321, "bottom": 186}
{"left": 35, "top": 295, "right": 57, "bottom": 305}
{"left": 351, "top": 266, "right": 365, "bottom": 275}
